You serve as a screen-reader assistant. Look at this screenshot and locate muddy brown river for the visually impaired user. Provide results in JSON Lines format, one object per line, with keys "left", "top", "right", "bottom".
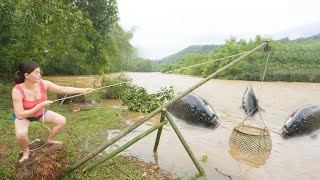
{"left": 44, "top": 73, "right": 320, "bottom": 180}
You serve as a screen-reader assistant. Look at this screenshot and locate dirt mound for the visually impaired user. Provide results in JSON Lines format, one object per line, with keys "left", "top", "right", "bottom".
{"left": 14, "top": 140, "right": 67, "bottom": 180}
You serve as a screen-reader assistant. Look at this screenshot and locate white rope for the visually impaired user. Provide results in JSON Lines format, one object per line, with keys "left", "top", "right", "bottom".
{"left": 26, "top": 50, "right": 253, "bottom": 151}
{"left": 255, "top": 51, "right": 271, "bottom": 129}
{"left": 29, "top": 111, "right": 51, "bottom": 152}
{"left": 163, "top": 51, "right": 248, "bottom": 74}
{"left": 52, "top": 51, "right": 249, "bottom": 103}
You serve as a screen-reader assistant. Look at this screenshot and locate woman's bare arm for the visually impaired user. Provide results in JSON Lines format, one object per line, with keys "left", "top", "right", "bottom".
{"left": 42, "top": 80, "right": 94, "bottom": 95}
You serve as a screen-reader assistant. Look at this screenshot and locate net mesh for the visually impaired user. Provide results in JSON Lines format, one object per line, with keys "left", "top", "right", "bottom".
{"left": 229, "top": 123, "right": 272, "bottom": 168}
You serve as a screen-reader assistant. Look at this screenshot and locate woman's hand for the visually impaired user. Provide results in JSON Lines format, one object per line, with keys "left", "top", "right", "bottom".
{"left": 82, "top": 88, "right": 95, "bottom": 94}
{"left": 39, "top": 100, "right": 53, "bottom": 108}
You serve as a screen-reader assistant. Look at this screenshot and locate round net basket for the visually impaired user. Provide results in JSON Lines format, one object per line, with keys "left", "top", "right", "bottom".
{"left": 229, "top": 123, "right": 272, "bottom": 168}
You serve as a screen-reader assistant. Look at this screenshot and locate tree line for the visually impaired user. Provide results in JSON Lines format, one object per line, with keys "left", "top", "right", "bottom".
{"left": 0, "top": 0, "right": 135, "bottom": 82}
{"left": 160, "top": 35, "right": 320, "bottom": 82}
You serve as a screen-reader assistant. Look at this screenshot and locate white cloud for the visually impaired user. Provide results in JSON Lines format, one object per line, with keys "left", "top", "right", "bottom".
{"left": 118, "top": 0, "right": 320, "bottom": 59}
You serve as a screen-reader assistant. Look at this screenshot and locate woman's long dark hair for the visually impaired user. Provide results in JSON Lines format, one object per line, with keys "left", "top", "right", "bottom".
{"left": 14, "top": 61, "right": 39, "bottom": 84}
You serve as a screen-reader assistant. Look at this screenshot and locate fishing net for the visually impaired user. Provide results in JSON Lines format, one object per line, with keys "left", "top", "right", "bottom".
{"left": 229, "top": 122, "right": 272, "bottom": 168}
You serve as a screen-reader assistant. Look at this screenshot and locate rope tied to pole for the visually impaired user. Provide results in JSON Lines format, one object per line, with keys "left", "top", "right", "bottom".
{"left": 229, "top": 43, "right": 273, "bottom": 168}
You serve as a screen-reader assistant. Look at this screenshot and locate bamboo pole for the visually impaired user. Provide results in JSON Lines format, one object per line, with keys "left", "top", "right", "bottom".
{"left": 153, "top": 151, "right": 159, "bottom": 165}
{"left": 82, "top": 120, "right": 168, "bottom": 172}
{"left": 153, "top": 109, "right": 166, "bottom": 152}
{"left": 63, "top": 42, "right": 267, "bottom": 176}
{"left": 165, "top": 113, "right": 204, "bottom": 174}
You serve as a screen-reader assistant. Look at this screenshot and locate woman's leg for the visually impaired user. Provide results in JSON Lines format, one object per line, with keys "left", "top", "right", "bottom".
{"left": 38, "top": 110, "right": 66, "bottom": 144}
{"left": 14, "top": 119, "right": 31, "bottom": 163}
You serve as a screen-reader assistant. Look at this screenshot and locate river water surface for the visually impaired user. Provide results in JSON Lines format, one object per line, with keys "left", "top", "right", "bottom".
{"left": 44, "top": 73, "right": 320, "bottom": 180}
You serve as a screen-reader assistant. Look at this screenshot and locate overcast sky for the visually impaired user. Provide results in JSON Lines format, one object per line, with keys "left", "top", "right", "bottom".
{"left": 117, "top": 0, "right": 320, "bottom": 59}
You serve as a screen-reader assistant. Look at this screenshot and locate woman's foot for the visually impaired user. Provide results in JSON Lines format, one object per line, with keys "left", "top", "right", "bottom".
{"left": 19, "top": 152, "right": 29, "bottom": 163}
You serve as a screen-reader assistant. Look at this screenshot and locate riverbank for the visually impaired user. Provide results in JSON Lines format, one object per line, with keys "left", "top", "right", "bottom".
{"left": 3, "top": 73, "right": 320, "bottom": 179}
{"left": 0, "top": 83, "right": 179, "bottom": 179}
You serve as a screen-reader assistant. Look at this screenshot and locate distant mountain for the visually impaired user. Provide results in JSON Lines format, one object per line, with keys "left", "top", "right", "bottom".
{"left": 159, "top": 44, "right": 222, "bottom": 65}
{"left": 273, "top": 22, "right": 320, "bottom": 40}
{"left": 276, "top": 33, "right": 320, "bottom": 44}
{"left": 293, "top": 33, "right": 320, "bottom": 42}
{"left": 157, "top": 27, "right": 320, "bottom": 70}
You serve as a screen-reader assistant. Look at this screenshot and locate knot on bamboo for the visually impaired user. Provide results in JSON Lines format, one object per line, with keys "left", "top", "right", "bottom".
{"left": 15, "top": 140, "right": 67, "bottom": 180}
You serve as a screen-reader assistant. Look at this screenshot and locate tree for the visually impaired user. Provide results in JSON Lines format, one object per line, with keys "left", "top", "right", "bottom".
{"left": 0, "top": 0, "right": 136, "bottom": 81}
{"left": 0, "top": 0, "right": 95, "bottom": 79}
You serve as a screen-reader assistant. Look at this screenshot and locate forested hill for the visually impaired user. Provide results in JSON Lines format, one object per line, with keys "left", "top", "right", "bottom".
{"left": 124, "top": 44, "right": 222, "bottom": 72}
{"left": 278, "top": 33, "right": 320, "bottom": 43}
{"left": 160, "top": 44, "right": 222, "bottom": 64}
{"left": 159, "top": 34, "right": 320, "bottom": 82}
{"left": 292, "top": 33, "right": 320, "bottom": 42}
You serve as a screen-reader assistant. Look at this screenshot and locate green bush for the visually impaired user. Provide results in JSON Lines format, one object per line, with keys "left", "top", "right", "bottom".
{"left": 99, "top": 73, "right": 175, "bottom": 113}
{"left": 121, "top": 85, "right": 174, "bottom": 113}
{"left": 100, "top": 73, "right": 132, "bottom": 99}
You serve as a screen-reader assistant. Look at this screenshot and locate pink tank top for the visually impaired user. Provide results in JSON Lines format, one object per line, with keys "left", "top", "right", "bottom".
{"left": 14, "top": 80, "right": 47, "bottom": 117}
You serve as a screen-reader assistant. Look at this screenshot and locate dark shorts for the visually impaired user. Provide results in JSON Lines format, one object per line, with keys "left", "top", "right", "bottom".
{"left": 12, "top": 108, "right": 48, "bottom": 122}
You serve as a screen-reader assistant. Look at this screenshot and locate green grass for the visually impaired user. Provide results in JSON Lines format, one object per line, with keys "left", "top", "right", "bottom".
{"left": 0, "top": 83, "right": 172, "bottom": 179}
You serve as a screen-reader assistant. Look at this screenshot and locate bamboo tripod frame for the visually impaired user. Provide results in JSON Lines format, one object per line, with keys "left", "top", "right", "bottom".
{"left": 82, "top": 110, "right": 204, "bottom": 174}
{"left": 62, "top": 41, "right": 269, "bottom": 176}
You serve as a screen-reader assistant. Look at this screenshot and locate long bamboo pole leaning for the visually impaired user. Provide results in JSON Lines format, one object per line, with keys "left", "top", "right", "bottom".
{"left": 153, "top": 109, "right": 166, "bottom": 152}
{"left": 82, "top": 119, "right": 169, "bottom": 172}
{"left": 165, "top": 112, "right": 204, "bottom": 174}
{"left": 62, "top": 41, "right": 268, "bottom": 176}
